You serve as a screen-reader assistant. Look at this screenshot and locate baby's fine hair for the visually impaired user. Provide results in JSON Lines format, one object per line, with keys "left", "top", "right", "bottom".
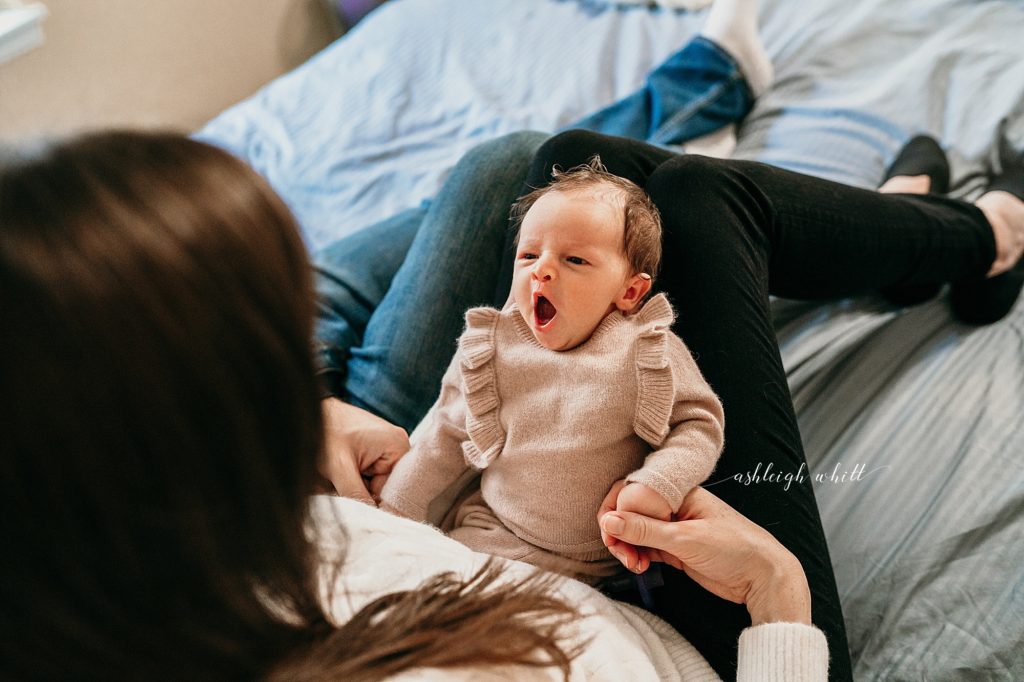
{"left": 509, "top": 156, "right": 662, "bottom": 282}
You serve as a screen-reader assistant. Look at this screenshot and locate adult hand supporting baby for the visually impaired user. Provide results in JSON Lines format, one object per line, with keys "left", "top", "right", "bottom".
{"left": 598, "top": 485, "right": 812, "bottom": 626}
{"left": 601, "top": 480, "right": 672, "bottom": 574}
{"left": 319, "top": 397, "right": 410, "bottom": 505}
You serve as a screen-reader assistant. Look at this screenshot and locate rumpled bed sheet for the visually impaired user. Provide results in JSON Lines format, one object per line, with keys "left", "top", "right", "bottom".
{"left": 197, "top": 0, "right": 1024, "bottom": 679}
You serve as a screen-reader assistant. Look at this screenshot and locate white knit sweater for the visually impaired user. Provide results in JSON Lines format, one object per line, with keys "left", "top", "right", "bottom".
{"left": 312, "top": 496, "right": 829, "bottom": 681}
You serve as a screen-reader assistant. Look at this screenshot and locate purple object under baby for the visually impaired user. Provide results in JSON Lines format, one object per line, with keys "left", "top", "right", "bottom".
{"left": 335, "top": 0, "right": 385, "bottom": 28}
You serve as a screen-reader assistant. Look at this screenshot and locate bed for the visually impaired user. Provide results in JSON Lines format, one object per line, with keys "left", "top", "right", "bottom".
{"left": 196, "top": 1, "right": 1024, "bottom": 679}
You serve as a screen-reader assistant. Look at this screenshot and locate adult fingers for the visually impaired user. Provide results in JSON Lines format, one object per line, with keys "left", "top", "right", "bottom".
{"left": 610, "top": 539, "right": 641, "bottom": 572}
{"left": 635, "top": 548, "right": 651, "bottom": 574}
{"left": 597, "top": 479, "right": 627, "bottom": 519}
{"left": 353, "top": 422, "right": 409, "bottom": 474}
{"left": 368, "top": 473, "right": 388, "bottom": 500}
{"left": 324, "top": 453, "right": 376, "bottom": 505}
{"left": 598, "top": 479, "right": 627, "bottom": 548}
{"left": 366, "top": 449, "right": 404, "bottom": 476}
{"left": 598, "top": 482, "right": 638, "bottom": 571}
{"left": 600, "top": 510, "right": 690, "bottom": 556}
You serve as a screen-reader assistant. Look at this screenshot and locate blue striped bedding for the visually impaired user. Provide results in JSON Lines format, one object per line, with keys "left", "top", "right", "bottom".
{"left": 198, "top": 0, "right": 1024, "bottom": 678}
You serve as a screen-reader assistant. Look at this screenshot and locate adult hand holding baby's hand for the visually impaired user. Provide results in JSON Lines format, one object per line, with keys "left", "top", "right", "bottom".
{"left": 599, "top": 485, "right": 812, "bottom": 626}
{"left": 599, "top": 480, "right": 671, "bottom": 573}
{"left": 616, "top": 482, "right": 673, "bottom": 519}
{"left": 319, "top": 397, "right": 410, "bottom": 505}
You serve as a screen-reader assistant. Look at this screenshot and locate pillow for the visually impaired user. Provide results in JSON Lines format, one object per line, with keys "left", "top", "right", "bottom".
{"left": 333, "top": 0, "right": 386, "bottom": 29}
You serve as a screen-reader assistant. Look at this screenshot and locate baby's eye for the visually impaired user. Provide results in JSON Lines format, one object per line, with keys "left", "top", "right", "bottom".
{"left": 518, "top": 252, "right": 537, "bottom": 260}
{"left": 567, "top": 256, "right": 587, "bottom": 265}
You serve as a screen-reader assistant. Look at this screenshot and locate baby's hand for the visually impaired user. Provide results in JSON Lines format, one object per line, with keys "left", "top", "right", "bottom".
{"left": 615, "top": 482, "right": 672, "bottom": 521}
{"left": 598, "top": 480, "right": 673, "bottom": 573}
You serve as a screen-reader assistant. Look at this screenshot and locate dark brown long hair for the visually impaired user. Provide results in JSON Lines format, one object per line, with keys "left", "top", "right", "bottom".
{"left": 0, "top": 131, "right": 578, "bottom": 680}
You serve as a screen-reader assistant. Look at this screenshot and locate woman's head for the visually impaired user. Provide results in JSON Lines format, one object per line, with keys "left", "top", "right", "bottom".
{"left": 0, "top": 131, "right": 325, "bottom": 676}
{"left": 509, "top": 157, "right": 661, "bottom": 351}
{"left": 0, "top": 131, "right": 579, "bottom": 680}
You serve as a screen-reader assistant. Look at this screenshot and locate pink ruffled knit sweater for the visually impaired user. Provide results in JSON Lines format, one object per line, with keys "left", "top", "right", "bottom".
{"left": 381, "top": 293, "right": 724, "bottom": 574}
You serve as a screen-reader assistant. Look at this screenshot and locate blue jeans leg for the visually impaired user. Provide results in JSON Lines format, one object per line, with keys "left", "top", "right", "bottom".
{"left": 569, "top": 36, "right": 754, "bottom": 147}
{"left": 312, "top": 205, "right": 426, "bottom": 397}
{"left": 343, "top": 130, "right": 550, "bottom": 433}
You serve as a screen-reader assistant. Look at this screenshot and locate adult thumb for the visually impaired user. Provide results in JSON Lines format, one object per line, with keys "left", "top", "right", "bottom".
{"left": 600, "top": 511, "right": 671, "bottom": 549}
{"left": 326, "top": 455, "right": 376, "bottom": 505}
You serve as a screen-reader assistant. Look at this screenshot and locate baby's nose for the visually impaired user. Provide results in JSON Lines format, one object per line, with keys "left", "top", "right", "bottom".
{"left": 533, "top": 262, "right": 555, "bottom": 281}
{"left": 533, "top": 253, "right": 558, "bottom": 281}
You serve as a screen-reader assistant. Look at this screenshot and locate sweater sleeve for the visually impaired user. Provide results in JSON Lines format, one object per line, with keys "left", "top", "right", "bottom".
{"left": 379, "top": 350, "right": 472, "bottom": 521}
{"left": 737, "top": 623, "right": 829, "bottom": 681}
{"left": 627, "top": 333, "right": 725, "bottom": 511}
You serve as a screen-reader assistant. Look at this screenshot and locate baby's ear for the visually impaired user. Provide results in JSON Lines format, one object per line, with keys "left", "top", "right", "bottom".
{"left": 615, "top": 273, "right": 653, "bottom": 313}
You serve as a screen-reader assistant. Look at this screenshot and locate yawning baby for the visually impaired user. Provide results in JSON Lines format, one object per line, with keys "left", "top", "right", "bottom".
{"left": 380, "top": 157, "right": 724, "bottom": 585}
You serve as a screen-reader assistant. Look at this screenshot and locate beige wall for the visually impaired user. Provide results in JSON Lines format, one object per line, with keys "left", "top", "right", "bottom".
{"left": 0, "top": 0, "right": 338, "bottom": 142}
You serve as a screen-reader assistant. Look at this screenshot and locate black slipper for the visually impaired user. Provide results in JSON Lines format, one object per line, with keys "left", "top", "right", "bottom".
{"left": 883, "top": 135, "right": 950, "bottom": 194}
{"left": 949, "top": 125, "right": 1024, "bottom": 325}
{"left": 949, "top": 261, "right": 1024, "bottom": 325}
{"left": 880, "top": 135, "right": 950, "bottom": 306}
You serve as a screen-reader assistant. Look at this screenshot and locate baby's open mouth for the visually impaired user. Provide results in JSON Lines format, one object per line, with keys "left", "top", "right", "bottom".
{"left": 534, "top": 294, "right": 557, "bottom": 327}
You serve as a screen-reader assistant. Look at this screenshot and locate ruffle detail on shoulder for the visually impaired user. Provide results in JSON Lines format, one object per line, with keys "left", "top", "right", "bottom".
{"left": 633, "top": 294, "right": 677, "bottom": 446}
{"left": 458, "top": 307, "right": 506, "bottom": 469}
{"left": 634, "top": 292, "right": 675, "bottom": 326}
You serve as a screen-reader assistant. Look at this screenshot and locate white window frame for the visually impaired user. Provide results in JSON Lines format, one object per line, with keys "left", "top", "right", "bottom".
{"left": 0, "top": 2, "right": 47, "bottom": 66}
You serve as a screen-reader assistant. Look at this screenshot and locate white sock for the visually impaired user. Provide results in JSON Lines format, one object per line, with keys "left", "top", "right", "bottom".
{"left": 683, "top": 124, "right": 737, "bottom": 159}
{"left": 700, "top": 0, "right": 774, "bottom": 97}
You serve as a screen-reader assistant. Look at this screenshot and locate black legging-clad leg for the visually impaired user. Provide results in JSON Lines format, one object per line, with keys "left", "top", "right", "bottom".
{"left": 496, "top": 129, "right": 996, "bottom": 682}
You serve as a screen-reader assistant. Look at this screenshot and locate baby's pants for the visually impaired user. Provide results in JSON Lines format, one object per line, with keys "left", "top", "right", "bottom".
{"left": 449, "top": 490, "right": 621, "bottom": 584}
